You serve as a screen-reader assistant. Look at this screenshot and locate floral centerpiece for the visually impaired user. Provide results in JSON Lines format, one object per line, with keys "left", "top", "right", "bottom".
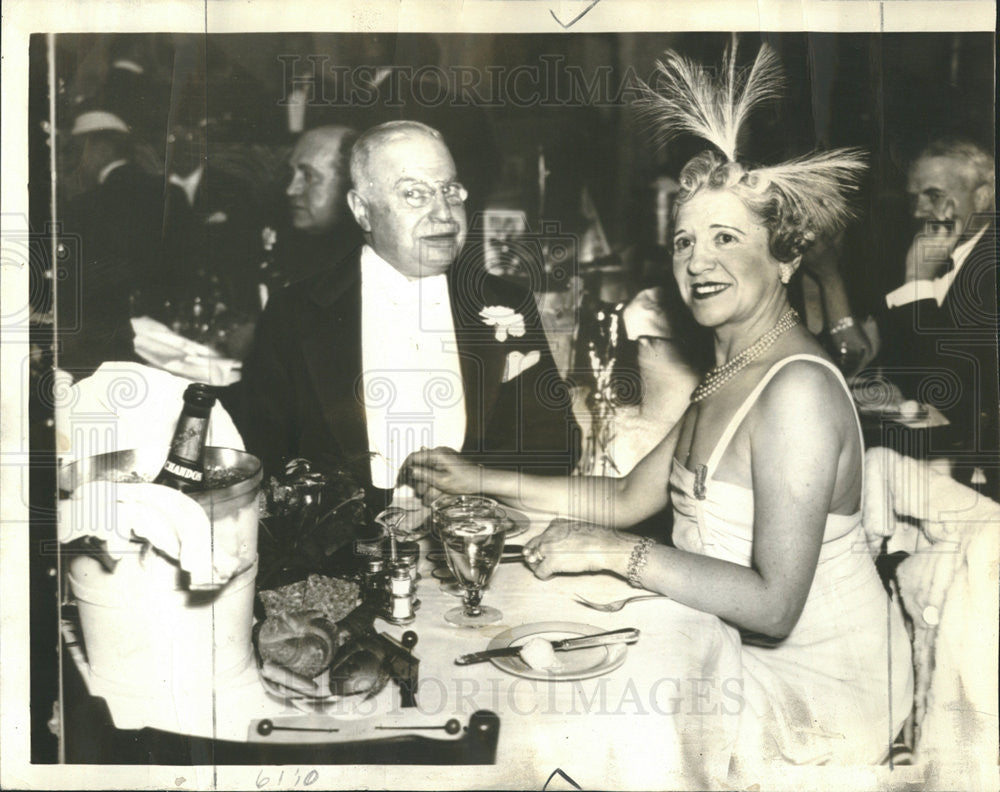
{"left": 256, "top": 457, "right": 374, "bottom": 588}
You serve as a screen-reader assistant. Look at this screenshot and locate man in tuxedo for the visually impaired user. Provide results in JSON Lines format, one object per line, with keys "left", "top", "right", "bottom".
{"left": 877, "top": 136, "right": 997, "bottom": 495}
{"left": 238, "top": 121, "right": 579, "bottom": 506}
{"left": 161, "top": 117, "right": 264, "bottom": 326}
{"left": 260, "top": 125, "right": 362, "bottom": 295}
{"left": 57, "top": 110, "right": 163, "bottom": 377}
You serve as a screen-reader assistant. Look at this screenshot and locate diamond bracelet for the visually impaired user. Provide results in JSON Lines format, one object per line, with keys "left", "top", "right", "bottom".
{"left": 829, "top": 315, "right": 856, "bottom": 335}
{"left": 626, "top": 537, "right": 655, "bottom": 588}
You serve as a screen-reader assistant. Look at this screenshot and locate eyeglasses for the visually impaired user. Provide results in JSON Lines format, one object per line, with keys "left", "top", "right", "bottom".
{"left": 399, "top": 181, "right": 468, "bottom": 209}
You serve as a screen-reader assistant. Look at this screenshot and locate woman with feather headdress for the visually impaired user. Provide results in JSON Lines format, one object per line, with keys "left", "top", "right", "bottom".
{"left": 403, "top": 42, "right": 913, "bottom": 769}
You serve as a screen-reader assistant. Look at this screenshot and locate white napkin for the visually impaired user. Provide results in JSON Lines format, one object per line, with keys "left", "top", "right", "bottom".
{"left": 55, "top": 362, "right": 249, "bottom": 588}
{"left": 55, "top": 361, "right": 243, "bottom": 464}
{"left": 59, "top": 481, "right": 241, "bottom": 588}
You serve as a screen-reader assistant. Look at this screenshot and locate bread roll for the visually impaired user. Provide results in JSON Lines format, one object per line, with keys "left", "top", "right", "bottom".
{"left": 257, "top": 610, "right": 339, "bottom": 678}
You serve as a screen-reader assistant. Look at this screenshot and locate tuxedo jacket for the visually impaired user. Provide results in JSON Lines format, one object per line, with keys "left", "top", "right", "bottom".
{"left": 235, "top": 247, "right": 581, "bottom": 499}
{"left": 162, "top": 165, "right": 264, "bottom": 318}
{"left": 877, "top": 224, "right": 999, "bottom": 461}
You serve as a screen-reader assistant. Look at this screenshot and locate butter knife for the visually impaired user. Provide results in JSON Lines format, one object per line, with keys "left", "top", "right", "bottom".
{"left": 455, "top": 628, "right": 640, "bottom": 665}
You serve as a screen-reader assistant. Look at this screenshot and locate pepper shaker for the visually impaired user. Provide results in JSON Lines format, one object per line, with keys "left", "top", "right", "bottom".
{"left": 363, "top": 556, "right": 386, "bottom": 607}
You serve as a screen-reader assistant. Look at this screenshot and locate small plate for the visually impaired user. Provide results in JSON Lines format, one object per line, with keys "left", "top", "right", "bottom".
{"left": 485, "top": 621, "right": 629, "bottom": 681}
{"left": 500, "top": 509, "right": 529, "bottom": 539}
{"left": 259, "top": 669, "right": 386, "bottom": 720}
{"left": 881, "top": 406, "right": 930, "bottom": 422}
{"left": 430, "top": 512, "right": 529, "bottom": 541}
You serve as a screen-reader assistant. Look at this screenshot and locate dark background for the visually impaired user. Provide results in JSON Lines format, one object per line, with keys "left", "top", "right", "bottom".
{"left": 33, "top": 32, "right": 996, "bottom": 299}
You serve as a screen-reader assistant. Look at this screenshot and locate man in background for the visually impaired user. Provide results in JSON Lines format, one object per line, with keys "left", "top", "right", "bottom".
{"left": 259, "top": 124, "right": 362, "bottom": 299}
{"left": 57, "top": 110, "right": 163, "bottom": 376}
{"left": 877, "top": 136, "right": 997, "bottom": 496}
{"left": 160, "top": 115, "right": 263, "bottom": 331}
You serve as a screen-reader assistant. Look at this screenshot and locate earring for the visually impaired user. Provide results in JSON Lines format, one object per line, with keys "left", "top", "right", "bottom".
{"left": 778, "top": 263, "right": 794, "bottom": 284}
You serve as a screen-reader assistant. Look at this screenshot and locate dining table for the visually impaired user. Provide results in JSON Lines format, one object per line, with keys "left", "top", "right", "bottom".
{"left": 60, "top": 507, "right": 745, "bottom": 790}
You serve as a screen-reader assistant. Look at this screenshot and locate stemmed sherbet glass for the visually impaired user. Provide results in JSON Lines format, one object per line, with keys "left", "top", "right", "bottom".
{"left": 439, "top": 510, "right": 506, "bottom": 627}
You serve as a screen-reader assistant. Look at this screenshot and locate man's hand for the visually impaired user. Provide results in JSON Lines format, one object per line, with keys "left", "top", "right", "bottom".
{"left": 905, "top": 211, "right": 960, "bottom": 282}
{"left": 399, "top": 447, "right": 481, "bottom": 505}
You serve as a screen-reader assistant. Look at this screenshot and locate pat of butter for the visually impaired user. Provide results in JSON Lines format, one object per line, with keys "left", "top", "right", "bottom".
{"left": 520, "top": 637, "right": 558, "bottom": 670}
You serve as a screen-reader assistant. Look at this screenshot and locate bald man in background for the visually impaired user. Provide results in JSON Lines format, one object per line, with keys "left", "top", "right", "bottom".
{"left": 260, "top": 125, "right": 362, "bottom": 299}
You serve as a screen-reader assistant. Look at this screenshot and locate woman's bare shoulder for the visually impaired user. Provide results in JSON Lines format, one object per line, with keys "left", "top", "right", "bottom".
{"left": 754, "top": 356, "right": 854, "bottom": 427}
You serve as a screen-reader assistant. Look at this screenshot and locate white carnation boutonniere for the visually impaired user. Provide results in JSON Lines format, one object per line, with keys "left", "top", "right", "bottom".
{"left": 479, "top": 305, "right": 526, "bottom": 342}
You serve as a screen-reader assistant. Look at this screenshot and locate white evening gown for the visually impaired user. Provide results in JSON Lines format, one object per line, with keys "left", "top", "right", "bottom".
{"left": 669, "top": 354, "right": 913, "bottom": 767}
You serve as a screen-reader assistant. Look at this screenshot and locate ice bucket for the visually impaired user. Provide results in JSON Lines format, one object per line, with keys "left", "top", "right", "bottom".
{"left": 59, "top": 447, "right": 262, "bottom": 692}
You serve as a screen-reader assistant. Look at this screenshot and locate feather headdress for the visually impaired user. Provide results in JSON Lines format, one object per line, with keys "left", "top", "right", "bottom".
{"left": 635, "top": 40, "right": 784, "bottom": 162}
{"left": 635, "top": 39, "right": 868, "bottom": 237}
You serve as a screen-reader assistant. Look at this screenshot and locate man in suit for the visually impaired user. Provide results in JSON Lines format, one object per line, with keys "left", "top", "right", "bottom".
{"left": 877, "top": 136, "right": 997, "bottom": 496}
{"left": 161, "top": 117, "right": 264, "bottom": 327}
{"left": 259, "top": 125, "right": 363, "bottom": 295}
{"left": 57, "top": 110, "right": 165, "bottom": 377}
{"left": 238, "top": 121, "right": 579, "bottom": 507}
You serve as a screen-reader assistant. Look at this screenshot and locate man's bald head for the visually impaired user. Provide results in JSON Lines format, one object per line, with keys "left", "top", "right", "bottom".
{"left": 349, "top": 120, "right": 445, "bottom": 196}
{"left": 287, "top": 125, "right": 358, "bottom": 233}
{"left": 346, "top": 121, "right": 467, "bottom": 278}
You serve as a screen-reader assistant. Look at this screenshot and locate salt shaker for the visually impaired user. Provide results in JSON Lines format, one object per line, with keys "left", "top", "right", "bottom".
{"left": 384, "top": 563, "right": 416, "bottom": 625}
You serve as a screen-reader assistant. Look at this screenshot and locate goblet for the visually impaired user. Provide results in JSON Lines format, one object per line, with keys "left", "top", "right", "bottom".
{"left": 431, "top": 495, "right": 500, "bottom": 538}
{"left": 439, "top": 513, "right": 506, "bottom": 627}
{"left": 431, "top": 495, "right": 502, "bottom": 596}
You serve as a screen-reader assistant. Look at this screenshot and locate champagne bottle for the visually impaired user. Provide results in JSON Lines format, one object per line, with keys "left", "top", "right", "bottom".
{"left": 153, "top": 383, "right": 217, "bottom": 493}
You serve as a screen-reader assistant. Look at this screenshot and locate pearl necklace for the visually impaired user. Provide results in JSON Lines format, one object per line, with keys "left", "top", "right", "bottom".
{"left": 690, "top": 309, "right": 801, "bottom": 403}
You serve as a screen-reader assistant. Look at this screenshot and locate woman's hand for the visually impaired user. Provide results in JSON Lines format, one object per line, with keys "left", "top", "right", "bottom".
{"left": 399, "top": 447, "right": 482, "bottom": 505}
{"left": 830, "top": 320, "right": 874, "bottom": 377}
{"left": 799, "top": 231, "right": 845, "bottom": 286}
{"left": 522, "top": 518, "right": 634, "bottom": 581}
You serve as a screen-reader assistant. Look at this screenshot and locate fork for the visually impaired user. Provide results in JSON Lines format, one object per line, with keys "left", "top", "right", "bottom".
{"left": 573, "top": 593, "right": 670, "bottom": 612}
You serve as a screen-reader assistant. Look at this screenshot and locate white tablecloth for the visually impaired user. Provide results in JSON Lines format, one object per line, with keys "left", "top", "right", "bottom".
{"left": 131, "top": 316, "right": 241, "bottom": 385}
{"left": 65, "top": 516, "right": 742, "bottom": 789}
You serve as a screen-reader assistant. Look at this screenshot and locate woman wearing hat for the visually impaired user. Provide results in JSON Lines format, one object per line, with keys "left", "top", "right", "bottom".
{"left": 405, "top": 43, "right": 912, "bottom": 770}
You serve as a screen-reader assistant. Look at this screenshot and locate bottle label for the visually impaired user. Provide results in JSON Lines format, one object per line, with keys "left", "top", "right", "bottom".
{"left": 162, "top": 459, "right": 204, "bottom": 482}
{"left": 170, "top": 422, "right": 203, "bottom": 455}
